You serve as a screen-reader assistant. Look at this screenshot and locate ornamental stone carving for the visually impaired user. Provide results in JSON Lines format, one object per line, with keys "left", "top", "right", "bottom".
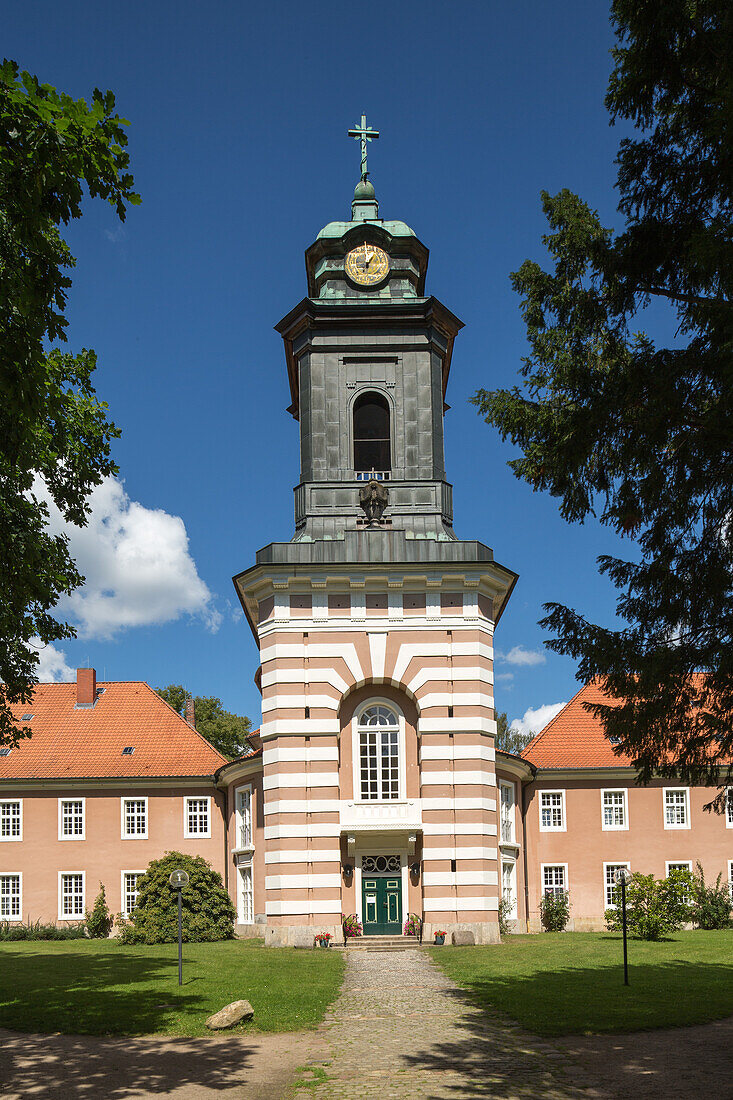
{"left": 359, "top": 478, "right": 389, "bottom": 526}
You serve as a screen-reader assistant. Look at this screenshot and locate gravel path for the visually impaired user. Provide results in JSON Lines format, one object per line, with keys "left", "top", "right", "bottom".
{"left": 300, "top": 948, "right": 593, "bottom": 1099}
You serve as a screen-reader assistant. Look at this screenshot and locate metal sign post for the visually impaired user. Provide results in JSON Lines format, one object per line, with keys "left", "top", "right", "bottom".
{"left": 169, "top": 869, "right": 190, "bottom": 986}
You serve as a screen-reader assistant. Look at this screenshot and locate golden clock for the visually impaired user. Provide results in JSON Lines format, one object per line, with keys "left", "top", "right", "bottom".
{"left": 345, "top": 243, "right": 389, "bottom": 286}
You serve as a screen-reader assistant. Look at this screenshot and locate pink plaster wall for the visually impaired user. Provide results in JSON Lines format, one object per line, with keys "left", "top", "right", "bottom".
{"left": 525, "top": 774, "right": 733, "bottom": 929}
{"left": 0, "top": 785, "right": 226, "bottom": 924}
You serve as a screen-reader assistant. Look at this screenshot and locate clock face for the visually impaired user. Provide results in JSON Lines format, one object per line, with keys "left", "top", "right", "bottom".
{"left": 345, "top": 243, "right": 390, "bottom": 286}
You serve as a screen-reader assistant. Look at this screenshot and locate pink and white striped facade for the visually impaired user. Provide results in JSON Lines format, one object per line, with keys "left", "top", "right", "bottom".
{"left": 233, "top": 566, "right": 512, "bottom": 945}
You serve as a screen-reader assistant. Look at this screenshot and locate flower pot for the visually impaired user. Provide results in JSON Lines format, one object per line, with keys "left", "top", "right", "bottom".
{"left": 434, "top": 934, "right": 445, "bottom": 945}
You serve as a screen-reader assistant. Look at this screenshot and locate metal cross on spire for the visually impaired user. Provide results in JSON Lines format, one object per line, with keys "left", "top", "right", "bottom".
{"left": 348, "top": 114, "right": 379, "bottom": 181}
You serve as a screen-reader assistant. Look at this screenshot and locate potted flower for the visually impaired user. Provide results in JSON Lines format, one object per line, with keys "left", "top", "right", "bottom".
{"left": 434, "top": 929, "right": 447, "bottom": 945}
{"left": 315, "top": 932, "right": 332, "bottom": 947}
{"left": 341, "top": 914, "right": 363, "bottom": 939}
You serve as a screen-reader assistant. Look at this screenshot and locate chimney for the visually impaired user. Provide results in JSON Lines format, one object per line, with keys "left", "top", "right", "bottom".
{"left": 76, "top": 668, "right": 96, "bottom": 708}
{"left": 185, "top": 696, "right": 195, "bottom": 729}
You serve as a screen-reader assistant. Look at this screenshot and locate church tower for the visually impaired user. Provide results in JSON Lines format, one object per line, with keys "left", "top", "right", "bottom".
{"left": 234, "top": 119, "right": 517, "bottom": 945}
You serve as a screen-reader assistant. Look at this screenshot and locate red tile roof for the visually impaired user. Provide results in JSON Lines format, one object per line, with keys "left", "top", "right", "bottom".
{"left": 2, "top": 681, "right": 228, "bottom": 780}
{"left": 522, "top": 682, "right": 633, "bottom": 770}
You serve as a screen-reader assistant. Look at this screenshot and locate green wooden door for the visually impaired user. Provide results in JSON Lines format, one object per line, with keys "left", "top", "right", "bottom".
{"left": 362, "top": 876, "right": 402, "bottom": 935}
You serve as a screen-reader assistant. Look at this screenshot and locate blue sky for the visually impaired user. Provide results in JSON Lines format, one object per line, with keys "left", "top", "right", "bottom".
{"left": 9, "top": 0, "right": 637, "bottom": 734}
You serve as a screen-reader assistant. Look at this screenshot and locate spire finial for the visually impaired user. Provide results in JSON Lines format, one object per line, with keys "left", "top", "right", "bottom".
{"left": 348, "top": 114, "right": 379, "bottom": 182}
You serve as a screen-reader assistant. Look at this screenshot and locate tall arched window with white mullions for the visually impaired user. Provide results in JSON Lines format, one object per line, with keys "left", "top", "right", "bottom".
{"left": 357, "top": 704, "right": 400, "bottom": 800}
{"left": 353, "top": 392, "right": 391, "bottom": 476}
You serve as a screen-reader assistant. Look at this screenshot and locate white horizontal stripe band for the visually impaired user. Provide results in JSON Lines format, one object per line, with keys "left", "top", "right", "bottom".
{"left": 263, "top": 799, "right": 340, "bottom": 815}
{"left": 265, "top": 873, "right": 342, "bottom": 890}
{"left": 260, "top": 719, "right": 340, "bottom": 739}
{"left": 263, "top": 747, "right": 340, "bottom": 764}
{"left": 419, "top": 717, "right": 497, "bottom": 734}
{"left": 423, "top": 871, "right": 498, "bottom": 887}
{"left": 422, "top": 822, "right": 498, "bottom": 836}
{"left": 422, "top": 847, "right": 498, "bottom": 861}
{"left": 264, "top": 850, "right": 341, "bottom": 864}
{"left": 422, "top": 897, "right": 498, "bottom": 912}
{"left": 422, "top": 797, "right": 496, "bottom": 811}
{"left": 418, "top": 693, "right": 494, "bottom": 710}
{"left": 263, "top": 772, "right": 339, "bottom": 791}
{"left": 264, "top": 824, "right": 342, "bottom": 840}
{"left": 420, "top": 771, "right": 496, "bottom": 787}
{"left": 265, "top": 900, "right": 342, "bottom": 916}
{"left": 262, "top": 695, "right": 339, "bottom": 713}
{"left": 421, "top": 745, "right": 496, "bottom": 762}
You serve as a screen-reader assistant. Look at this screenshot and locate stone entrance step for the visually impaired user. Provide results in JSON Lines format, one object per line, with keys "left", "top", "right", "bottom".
{"left": 342, "top": 935, "right": 422, "bottom": 951}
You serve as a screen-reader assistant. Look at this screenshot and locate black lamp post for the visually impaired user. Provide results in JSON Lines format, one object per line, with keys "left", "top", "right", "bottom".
{"left": 169, "top": 868, "right": 190, "bottom": 986}
{"left": 614, "top": 867, "right": 631, "bottom": 986}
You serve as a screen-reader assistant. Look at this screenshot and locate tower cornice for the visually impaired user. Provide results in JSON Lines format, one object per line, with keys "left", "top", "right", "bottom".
{"left": 275, "top": 296, "right": 464, "bottom": 420}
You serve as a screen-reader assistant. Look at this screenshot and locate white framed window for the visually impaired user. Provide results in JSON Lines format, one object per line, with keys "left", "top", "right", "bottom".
{"left": 184, "top": 796, "right": 211, "bottom": 838}
{"left": 502, "top": 858, "right": 517, "bottom": 919}
{"left": 604, "top": 862, "right": 630, "bottom": 908}
{"left": 354, "top": 702, "right": 403, "bottom": 802}
{"left": 0, "top": 873, "right": 21, "bottom": 920}
{"left": 541, "top": 864, "right": 567, "bottom": 897}
{"left": 121, "top": 870, "right": 145, "bottom": 917}
{"left": 59, "top": 798, "right": 85, "bottom": 840}
{"left": 726, "top": 789, "right": 733, "bottom": 829}
{"left": 664, "top": 787, "right": 690, "bottom": 829}
{"left": 0, "top": 799, "right": 22, "bottom": 841}
{"left": 601, "top": 789, "right": 627, "bottom": 830}
{"left": 500, "top": 781, "right": 516, "bottom": 844}
{"left": 58, "top": 872, "right": 85, "bottom": 919}
{"left": 238, "top": 863, "right": 254, "bottom": 924}
{"left": 235, "top": 785, "right": 253, "bottom": 849}
{"left": 539, "top": 790, "right": 565, "bottom": 831}
{"left": 121, "top": 797, "right": 148, "bottom": 839}
{"left": 666, "top": 861, "right": 693, "bottom": 904}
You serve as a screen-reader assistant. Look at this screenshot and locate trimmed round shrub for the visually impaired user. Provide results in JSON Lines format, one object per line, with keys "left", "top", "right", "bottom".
{"left": 119, "top": 852, "right": 235, "bottom": 944}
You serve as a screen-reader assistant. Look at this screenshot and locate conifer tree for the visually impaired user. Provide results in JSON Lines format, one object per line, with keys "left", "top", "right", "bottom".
{"left": 475, "top": 1, "right": 733, "bottom": 797}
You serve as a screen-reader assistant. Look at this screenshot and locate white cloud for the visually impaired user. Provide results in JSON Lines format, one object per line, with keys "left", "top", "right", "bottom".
{"left": 495, "top": 672, "right": 515, "bottom": 684}
{"left": 31, "top": 639, "right": 75, "bottom": 683}
{"left": 36, "top": 477, "right": 220, "bottom": 640}
{"left": 500, "top": 645, "right": 546, "bottom": 667}
{"left": 510, "top": 701, "right": 566, "bottom": 738}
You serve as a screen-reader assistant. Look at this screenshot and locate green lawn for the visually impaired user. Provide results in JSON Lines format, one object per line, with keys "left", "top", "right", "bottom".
{"left": 430, "top": 930, "right": 733, "bottom": 1035}
{"left": 0, "top": 939, "right": 344, "bottom": 1037}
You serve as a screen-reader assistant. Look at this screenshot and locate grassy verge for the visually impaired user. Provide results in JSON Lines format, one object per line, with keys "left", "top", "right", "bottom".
{"left": 430, "top": 930, "right": 733, "bottom": 1035}
{"left": 0, "top": 939, "right": 344, "bottom": 1037}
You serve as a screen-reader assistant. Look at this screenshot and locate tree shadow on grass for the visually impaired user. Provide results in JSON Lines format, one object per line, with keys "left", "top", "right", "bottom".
{"left": 403, "top": 960, "right": 733, "bottom": 1100}
{"left": 0, "top": 947, "right": 202, "bottom": 1036}
{"left": 0, "top": 948, "right": 316, "bottom": 1098}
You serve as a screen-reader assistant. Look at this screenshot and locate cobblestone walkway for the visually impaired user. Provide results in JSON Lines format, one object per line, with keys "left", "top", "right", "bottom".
{"left": 300, "top": 948, "right": 598, "bottom": 1099}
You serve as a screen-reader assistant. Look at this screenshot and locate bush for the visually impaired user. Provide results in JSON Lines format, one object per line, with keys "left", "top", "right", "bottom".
{"left": 539, "top": 890, "right": 570, "bottom": 932}
{"left": 0, "top": 919, "right": 86, "bottom": 941}
{"left": 691, "top": 862, "right": 732, "bottom": 930}
{"left": 403, "top": 914, "right": 422, "bottom": 936}
{"left": 498, "top": 895, "right": 514, "bottom": 935}
{"left": 604, "top": 870, "right": 692, "bottom": 940}
{"left": 341, "top": 913, "right": 363, "bottom": 938}
{"left": 119, "top": 852, "right": 235, "bottom": 945}
{"left": 86, "top": 883, "right": 113, "bottom": 938}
